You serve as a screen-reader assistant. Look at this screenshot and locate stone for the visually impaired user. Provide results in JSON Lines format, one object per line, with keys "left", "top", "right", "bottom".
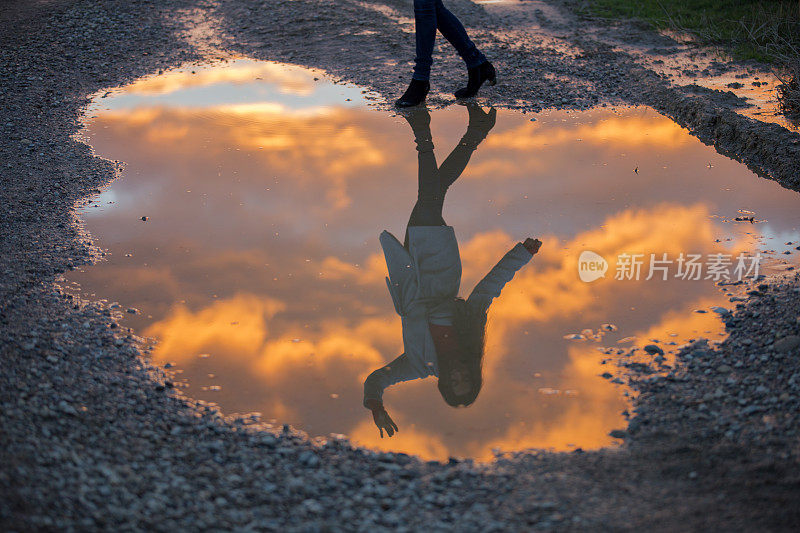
{"left": 644, "top": 344, "right": 664, "bottom": 356}
{"left": 57, "top": 401, "right": 77, "bottom": 416}
{"left": 773, "top": 335, "right": 800, "bottom": 353}
{"left": 298, "top": 451, "right": 320, "bottom": 467}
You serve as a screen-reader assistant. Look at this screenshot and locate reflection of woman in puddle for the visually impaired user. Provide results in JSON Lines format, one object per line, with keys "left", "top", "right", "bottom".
{"left": 363, "top": 104, "right": 542, "bottom": 437}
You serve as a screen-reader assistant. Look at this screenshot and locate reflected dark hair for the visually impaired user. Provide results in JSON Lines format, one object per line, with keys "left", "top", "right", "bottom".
{"left": 437, "top": 297, "right": 487, "bottom": 407}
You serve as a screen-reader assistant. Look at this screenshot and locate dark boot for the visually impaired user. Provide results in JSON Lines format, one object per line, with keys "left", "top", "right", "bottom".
{"left": 395, "top": 79, "right": 430, "bottom": 108}
{"left": 454, "top": 61, "right": 496, "bottom": 99}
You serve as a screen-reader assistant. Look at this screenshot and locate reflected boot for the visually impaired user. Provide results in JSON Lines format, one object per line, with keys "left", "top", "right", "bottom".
{"left": 454, "top": 61, "right": 496, "bottom": 99}
{"left": 395, "top": 79, "right": 430, "bottom": 108}
{"left": 454, "top": 103, "right": 495, "bottom": 150}
{"left": 465, "top": 103, "right": 496, "bottom": 135}
{"left": 403, "top": 107, "right": 433, "bottom": 146}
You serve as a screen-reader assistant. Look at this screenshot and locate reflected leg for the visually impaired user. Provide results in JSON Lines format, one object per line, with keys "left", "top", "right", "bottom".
{"left": 438, "top": 105, "right": 496, "bottom": 189}
{"left": 403, "top": 109, "right": 445, "bottom": 248}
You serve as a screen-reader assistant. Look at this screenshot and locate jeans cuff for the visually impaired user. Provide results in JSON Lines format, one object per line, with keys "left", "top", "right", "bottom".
{"left": 415, "top": 139, "right": 435, "bottom": 152}
{"left": 465, "top": 55, "right": 487, "bottom": 70}
{"left": 461, "top": 128, "right": 487, "bottom": 145}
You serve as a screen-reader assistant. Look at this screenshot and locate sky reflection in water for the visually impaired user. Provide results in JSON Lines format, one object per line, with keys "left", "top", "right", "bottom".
{"left": 69, "top": 59, "right": 800, "bottom": 461}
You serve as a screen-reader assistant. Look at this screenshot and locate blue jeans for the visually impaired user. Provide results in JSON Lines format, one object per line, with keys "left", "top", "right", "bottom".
{"left": 412, "top": 0, "right": 486, "bottom": 81}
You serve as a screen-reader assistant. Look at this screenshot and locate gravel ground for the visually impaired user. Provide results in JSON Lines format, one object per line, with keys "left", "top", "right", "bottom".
{"left": 1, "top": 0, "right": 799, "bottom": 530}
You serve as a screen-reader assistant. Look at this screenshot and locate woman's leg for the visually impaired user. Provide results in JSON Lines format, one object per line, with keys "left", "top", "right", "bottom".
{"left": 401, "top": 0, "right": 490, "bottom": 105}
{"left": 434, "top": 0, "right": 486, "bottom": 69}
{"left": 413, "top": 0, "right": 486, "bottom": 81}
{"left": 412, "top": 0, "right": 438, "bottom": 81}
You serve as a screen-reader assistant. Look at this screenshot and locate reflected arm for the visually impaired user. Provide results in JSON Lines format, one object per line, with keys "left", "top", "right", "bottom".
{"left": 363, "top": 353, "right": 422, "bottom": 407}
{"left": 467, "top": 243, "right": 533, "bottom": 311}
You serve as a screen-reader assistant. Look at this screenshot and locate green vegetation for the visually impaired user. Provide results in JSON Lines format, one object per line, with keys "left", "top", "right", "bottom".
{"left": 586, "top": 0, "right": 799, "bottom": 61}
{"left": 582, "top": 0, "right": 800, "bottom": 121}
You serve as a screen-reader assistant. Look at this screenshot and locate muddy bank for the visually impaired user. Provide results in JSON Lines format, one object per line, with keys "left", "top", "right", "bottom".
{"left": 2, "top": 0, "right": 800, "bottom": 530}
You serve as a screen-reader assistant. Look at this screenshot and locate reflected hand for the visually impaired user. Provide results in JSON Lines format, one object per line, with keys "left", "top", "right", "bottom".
{"left": 371, "top": 406, "right": 399, "bottom": 438}
{"left": 464, "top": 103, "right": 497, "bottom": 132}
{"left": 523, "top": 237, "right": 542, "bottom": 255}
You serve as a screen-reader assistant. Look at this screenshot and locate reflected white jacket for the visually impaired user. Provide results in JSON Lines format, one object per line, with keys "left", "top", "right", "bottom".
{"left": 363, "top": 226, "right": 533, "bottom": 405}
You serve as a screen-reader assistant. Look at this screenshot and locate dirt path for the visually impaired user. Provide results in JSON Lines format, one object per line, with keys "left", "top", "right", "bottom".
{"left": 1, "top": 0, "right": 799, "bottom": 530}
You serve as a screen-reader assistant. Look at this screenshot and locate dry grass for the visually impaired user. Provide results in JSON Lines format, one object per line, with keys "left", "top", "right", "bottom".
{"left": 737, "top": 3, "right": 800, "bottom": 124}
{"left": 776, "top": 69, "right": 800, "bottom": 124}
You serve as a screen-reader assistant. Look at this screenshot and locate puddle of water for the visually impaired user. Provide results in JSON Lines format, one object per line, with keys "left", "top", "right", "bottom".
{"left": 68, "top": 59, "right": 800, "bottom": 461}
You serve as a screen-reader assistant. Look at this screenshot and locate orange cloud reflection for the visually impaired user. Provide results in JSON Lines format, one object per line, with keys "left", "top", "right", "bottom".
{"left": 120, "top": 60, "right": 320, "bottom": 97}
{"left": 145, "top": 293, "right": 286, "bottom": 364}
{"left": 485, "top": 112, "right": 689, "bottom": 152}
